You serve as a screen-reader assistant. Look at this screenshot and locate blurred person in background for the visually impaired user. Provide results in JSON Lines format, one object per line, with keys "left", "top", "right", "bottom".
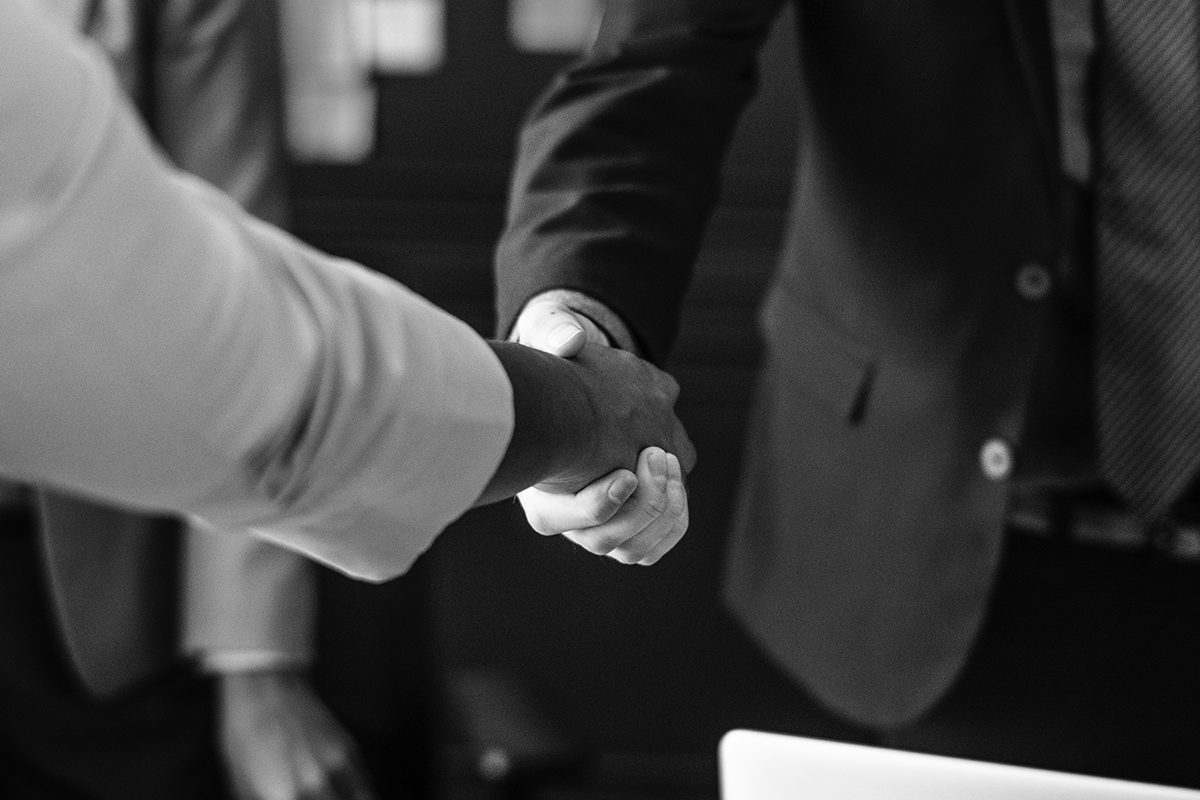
{"left": 13, "top": 0, "right": 374, "bottom": 797}
{"left": 0, "top": 3, "right": 695, "bottom": 797}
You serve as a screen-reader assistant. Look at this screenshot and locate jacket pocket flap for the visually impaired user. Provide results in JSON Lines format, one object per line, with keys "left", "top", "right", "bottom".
{"left": 763, "top": 290, "right": 877, "bottom": 425}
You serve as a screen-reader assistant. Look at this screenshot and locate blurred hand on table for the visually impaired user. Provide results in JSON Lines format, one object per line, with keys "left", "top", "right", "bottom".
{"left": 218, "top": 670, "right": 377, "bottom": 800}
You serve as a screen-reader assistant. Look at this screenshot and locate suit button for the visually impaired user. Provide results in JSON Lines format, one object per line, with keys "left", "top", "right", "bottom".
{"left": 980, "top": 438, "right": 1015, "bottom": 481}
{"left": 1015, "top": 262, "right": 1052, "bottom": 300}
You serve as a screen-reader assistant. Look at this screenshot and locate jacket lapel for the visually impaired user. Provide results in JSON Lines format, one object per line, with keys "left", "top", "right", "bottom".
{"left": 1003, "top": 0, "right": 1063, "bottom": 193}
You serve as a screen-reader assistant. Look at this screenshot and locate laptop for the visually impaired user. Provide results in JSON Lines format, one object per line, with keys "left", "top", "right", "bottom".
{"left": 719, "top": 729, "right": 1200, "bottom": 800}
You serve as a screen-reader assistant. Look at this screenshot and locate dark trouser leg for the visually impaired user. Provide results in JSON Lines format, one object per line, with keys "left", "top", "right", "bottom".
{"left": 884, "top": 531, "right": 1200, "bottom": 789}
{"left": 0, "top": 510, "right": 228, "bottom": 800}
{"left": 315, "top": 556, "right": 437, "bottom": 799}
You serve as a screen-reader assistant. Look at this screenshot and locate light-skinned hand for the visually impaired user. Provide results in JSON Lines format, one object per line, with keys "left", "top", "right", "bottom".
{"left": 509, "top": 296, "right": 610, "bottom": 356}
{"left": 511, "top": 298, "right": 692, "bottom": 563}
{"left": 519, "top": 445, "right": 689, "bottom": 564}
{"left": 217, "top": 670, "right": 378, "bottom": 800}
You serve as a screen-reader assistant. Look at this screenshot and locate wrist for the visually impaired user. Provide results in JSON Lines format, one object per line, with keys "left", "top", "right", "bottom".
{"left": 480, "top": 342, "right": 597, "bottom": 502}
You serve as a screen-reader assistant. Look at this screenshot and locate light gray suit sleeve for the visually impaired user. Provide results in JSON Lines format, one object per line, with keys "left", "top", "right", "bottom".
{"left": 138, "top": 0, "right": 317, "bottom": 664}
{"left": 0, "top": 0, "right": 514, "bottom": 581}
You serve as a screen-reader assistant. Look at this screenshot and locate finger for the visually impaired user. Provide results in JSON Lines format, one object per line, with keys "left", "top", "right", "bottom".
{"left": 634, "top": 454, "right": 690, "bottom": 565}
{"left": 563, "top": 447, "right": 673, "bottom": 558}
{"left": 602, "top": 451, "right": 688, "bottom": 564}
{"left": 513, "top": 300, "right": 587, "bottom": 356}
{"left": 518, "top": 469, "right": 638, "bottom": 535}
{"left": 296, "top": 719, "right": 377, "bottom": 800}
{"left": 290, "top": 726, "right": 345, "bottom": 800}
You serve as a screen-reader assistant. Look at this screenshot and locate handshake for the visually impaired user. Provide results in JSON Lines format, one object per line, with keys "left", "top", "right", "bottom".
{"left": 483, "top": 299, "right": 695, "bottom": 565}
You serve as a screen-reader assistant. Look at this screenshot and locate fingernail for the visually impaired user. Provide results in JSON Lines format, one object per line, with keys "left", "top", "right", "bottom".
{"left": 608, "top": 473, "right": 637, "bottom": 503}
{"left": 649, "top": 449, "right": 668, "bottom": 483}
{"left": 548, "top": 323, "right": 583, "bottom": 351}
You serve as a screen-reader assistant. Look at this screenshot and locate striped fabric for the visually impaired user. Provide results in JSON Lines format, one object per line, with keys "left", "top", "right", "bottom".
{"left": 1095, "top": 0, "right": 1200, "bottom": 518}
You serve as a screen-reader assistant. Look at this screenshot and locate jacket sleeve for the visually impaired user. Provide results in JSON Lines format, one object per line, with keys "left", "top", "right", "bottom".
{"left": 147, "top": 0, "right": 318, "bottom": 663}
{"left": 0, "top": 0, "right": 512, "bottom": 582}
{"left": 494, "top": 0, "right": 786, "bottom": 364}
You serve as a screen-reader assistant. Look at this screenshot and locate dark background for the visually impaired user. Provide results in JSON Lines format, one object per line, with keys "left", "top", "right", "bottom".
{"left": 292, "top": 6, "right": 823, "bottom": 798}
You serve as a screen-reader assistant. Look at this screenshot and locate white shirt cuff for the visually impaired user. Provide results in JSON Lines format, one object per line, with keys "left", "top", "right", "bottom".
{"left": 197, "top": 649, "right": 313, "bottom": 674}
{"left": 520, "top": 289, "right": 642, "bottom": 355}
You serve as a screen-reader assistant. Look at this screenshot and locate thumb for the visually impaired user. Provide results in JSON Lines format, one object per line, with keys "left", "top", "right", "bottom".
{"left": 513, "top": 299, "right": 587, "bottom": 357}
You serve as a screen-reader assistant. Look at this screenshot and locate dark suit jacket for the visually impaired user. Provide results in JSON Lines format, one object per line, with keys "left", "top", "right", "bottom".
{"left": 495, "top": 0, "right": 1064, "bottom": 727}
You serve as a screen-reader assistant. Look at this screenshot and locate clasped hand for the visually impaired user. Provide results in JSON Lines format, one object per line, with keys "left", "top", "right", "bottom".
{"left": 512, "top": 299, "right": 694, "bottom": 565}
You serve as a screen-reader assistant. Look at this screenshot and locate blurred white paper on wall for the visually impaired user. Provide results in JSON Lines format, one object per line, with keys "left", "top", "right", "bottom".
{"left": 280, "top": 0, "right": 378, "bottom": 162}
{"left": 351, "top": 0, "right": 445, "bottom": 74}
{"left": 509, "top": 0, "right": 599, "bottom": 54}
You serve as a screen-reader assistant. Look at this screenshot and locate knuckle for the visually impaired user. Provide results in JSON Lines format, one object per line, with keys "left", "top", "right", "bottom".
{"left": 607, "top": 548, "right": 640, "bottom": 565}
{"left": 586, "top": 531, "right": 626, "bottom": 556}
{"left": 565, "top": 531, "right": 604, "bottom": 555}
{"left": 579, "top": 539, "right": 611, "bottom": 556}
{"left": 640, "top": 494, "right": 668, "bottom": 521}
{"left": 595, "top": 493, "right": 626, "bottom": 524}
{"left": 664, "top": 493, "right": 686, "bottom": 520}
{"left": 579, "top": 501, "right": 611, "bottom": 529}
